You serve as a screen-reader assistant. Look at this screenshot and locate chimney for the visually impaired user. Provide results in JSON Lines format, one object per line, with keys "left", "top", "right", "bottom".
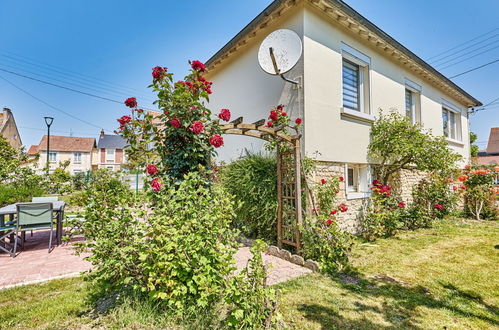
{"left": 100, "top": 129, "right": 105, "bottom": 138}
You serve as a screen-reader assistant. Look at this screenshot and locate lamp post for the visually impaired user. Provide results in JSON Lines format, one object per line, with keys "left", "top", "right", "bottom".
{"left": 44, "top": 117, "right": 54, "bottom": 175}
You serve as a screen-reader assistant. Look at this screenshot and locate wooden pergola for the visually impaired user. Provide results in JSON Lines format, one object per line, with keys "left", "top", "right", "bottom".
{"left": 220, "top": 117, "right": 303, "bottom": 252}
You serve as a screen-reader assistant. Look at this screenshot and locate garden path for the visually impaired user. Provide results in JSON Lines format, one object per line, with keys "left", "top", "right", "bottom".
{"left": 0, "top": 230, "right": 311, "bottom": 289}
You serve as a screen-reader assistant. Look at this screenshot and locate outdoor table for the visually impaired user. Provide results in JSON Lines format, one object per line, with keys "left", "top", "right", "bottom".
{"left": 0, "top": 201, "right": 66, "bottom": 245}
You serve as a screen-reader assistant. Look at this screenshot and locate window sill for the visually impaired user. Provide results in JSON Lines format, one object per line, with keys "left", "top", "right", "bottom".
{"left": 341, "top": 108, "right": 376, "bottom": 122}
{"left": 346, "top": 191, "right": 371, "bottom": 200}
{"left": 446, "top": 137, "right": 464, "bottom": 146}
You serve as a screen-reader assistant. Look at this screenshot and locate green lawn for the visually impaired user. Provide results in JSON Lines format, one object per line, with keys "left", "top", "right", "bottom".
{"left": 0, "top": 219, "right": 497, "bottom": 329}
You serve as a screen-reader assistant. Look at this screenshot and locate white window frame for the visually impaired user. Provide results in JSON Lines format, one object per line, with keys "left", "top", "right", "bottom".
{"left": 73, "top": 152, "right": 82, "bottom": 164}
{"left": 106, "top": 149, "right": 115, "bottom": 163}
{"left": 48, "top": 151, "right": 57, "bottom": 163}
{"left": 404, "top": 80, "right": 421, "bottom": 124}
{"left": 73, "top": 169, "right": 83, "bottom": 175}
{"left": 345, "top": 164, "right": 372, "bottom": 200}
{"left": 105, "top": 165, "right": 114, "bottom": 171}
{"left": 340, "top": 43, "right": 373, "bottom": 122}
{"left": 442, "top": 101, "right": 463, "bottom": 143}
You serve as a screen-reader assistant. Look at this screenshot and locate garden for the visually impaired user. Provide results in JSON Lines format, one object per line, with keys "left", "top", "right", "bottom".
{"left": 0, "top": 61, "right": 498, "bottom": 329}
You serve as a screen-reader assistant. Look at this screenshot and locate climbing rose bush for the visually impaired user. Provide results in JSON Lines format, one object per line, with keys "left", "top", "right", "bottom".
{"left": 459, "top": 165, "right": 498, "bottom": 220}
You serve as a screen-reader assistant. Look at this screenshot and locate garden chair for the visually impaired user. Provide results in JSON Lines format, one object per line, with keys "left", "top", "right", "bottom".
{"left": 0, "top": 221, "right": 16, "bottom": 257}
{"left": 32, "top": 197, "right": 59, "bottom": 202}
{"left": 63, "top": 213, "right": 85, "bottom": 244}
{"left": 14, "top": 203, "right": 54, "bottom": 256}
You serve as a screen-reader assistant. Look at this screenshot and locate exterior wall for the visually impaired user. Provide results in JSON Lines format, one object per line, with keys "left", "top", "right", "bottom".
{"left": 96, "top": 148, "right": 124, "bottom": 171}
{"left": 37, "top": 151, "right": 92, "bottom": 174}
{"left": 390, "top": 169, "right": 427, "bottom": 205}
{"left": 0, "top": 113, "right": 22, "bottom": 149}
{"left": 206, "top": 5, "right": 305, "bottom": 162}
{"left": 302, "top": 5, "right": 471, "bottom": 166}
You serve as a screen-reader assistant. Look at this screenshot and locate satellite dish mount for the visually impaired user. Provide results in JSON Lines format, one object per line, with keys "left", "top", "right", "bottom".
{"left": 258, "top": 29, "right": 303, "bottom": 85}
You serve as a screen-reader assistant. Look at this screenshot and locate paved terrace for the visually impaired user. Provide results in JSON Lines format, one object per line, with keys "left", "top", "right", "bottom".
{"left": 0, "top": 230, "right": 311, "bottom": 289}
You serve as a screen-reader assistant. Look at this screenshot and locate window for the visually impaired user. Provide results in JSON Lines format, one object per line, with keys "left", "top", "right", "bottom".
{"left": 73, "top": 169, "right": 82, "bottom": 175}
{"left": 341, "top": 44, "right": 370, "bottom": 116}
{"left": 73, "top": 152, "right": 82, "bottom": 164}
{"left": 345, "top": 164, "right": 372, "bottom": 199}
{"left": 442, "top": 107, "right": 461, "bottom": 141}
{"left": 48, "top": 152, "right": 57, "bottom": 163}
{"left": 106, "top": 165, "right": 114, "bottom": 171}
{"left": 405, "top": 88, "right": 420, "bottom": 124}
{"left": 106, "top": 149, "right": 115, "bottom": 163}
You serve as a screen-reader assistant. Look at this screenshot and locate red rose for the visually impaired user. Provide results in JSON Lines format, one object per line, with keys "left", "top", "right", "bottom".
{"left": 338, "top": 203, "right": 348, "bottom": 212}
{"left": 152, "top": 66, "right": 167, "bottom": 80}
{"left": 330, "top": 210, "right": 337, "bottom": 215}
{"left": 151, "top": 178, "right": 161, "bottom": 191}
{"left": 170, "top": 117, "right": 181, "bottom": 128}
{"left": 434, "top": 203, "right": 444, "bottom": 210}
{"left": 146, "top": 164, "right": 158, "bottom": 175}
{"left": 218, "top": 109, "right": 231, "bottom": 122}
{"left": 117, "top": 115, "right": 131, "bottom": 128}
{"left": 339, "top": 176, "right": 344, "bottom": 182}
{"left": 191, "top": 60, "right": 206, "bottom": 72}
{"left": 266, "top": 121, "right": 273, "bottom": 127}
{"left": 124, "top": 97, "right": 137, "bottom": 108}
{"left": 325, "top": 219, "right": 333, "bottom": 225}
{"left": 460, "top": 185, "right": 467, "bottom": 190}
{"left": 276, "top": 104, "right": 284, "bottom": 111}
{"left": 398, "top": 201, "right": 406, "bottom": 209}
{"left": 209, "top": 134, "right": 224, "bottom": 148}
{"left": 373, "top": 179, "right": 380, "bottom": 186}
{"left": 269, "top": 111, "right": 279, "bottom": 121}
{"left": 453, "top": 186, "right": 458, "bottom": 191}
{"left": 189, "top": 121, "right": 204, "bottom": 134}
{"left": 295, "top": 118, "right": 302, "bottom": 125}
{"left": 321, "top": 179, "right": 326, "bottom": 185}
{"left": 136, "top": 108, "right": 144, "bottom": 113}
{"left": 281, "top": 112, "right": 287, "bottom": 117}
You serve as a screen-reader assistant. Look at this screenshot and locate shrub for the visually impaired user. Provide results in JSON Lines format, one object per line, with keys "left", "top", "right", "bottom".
{"left": 460, "top": 166, "right": 498, "bottom": 220}
{"left": 0, "top": 184, "right": 46, "bottom": 207}
{"left": 219, "top": 151, "right": 277, "bottom": 241}
{"left": 402, "top": 205, "right": 433, "bottom": 230}
{"left": 301, "top": 177, "right": 352, "bottom": 274}
{"left": 412, "top": 173, "right": 458, "bottom": 219}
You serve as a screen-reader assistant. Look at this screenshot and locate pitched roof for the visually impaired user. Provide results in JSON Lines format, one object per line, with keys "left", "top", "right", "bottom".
{"left": 27, "top": 145, "right": 39, "bottom": 155}
{"left": 37, "top": 135, "right": 96, "bottom": 152}
{"left": 486, "top": 127, "right": 499, "bottom": 155}
{"left": 205, "top": 0, "right": 481, "bottom": 107}
{"left": 97, "top": 134, "right": 127, "bottom": 149}
{"left": 475, "top": 155, "right": 499, "bottom": 165}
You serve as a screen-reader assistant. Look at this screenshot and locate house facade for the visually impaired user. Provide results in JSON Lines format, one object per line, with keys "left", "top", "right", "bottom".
{"left": 205, "top": 0, "right": 481, "bottom": 231}
{"left": 0, "top": 107, "right": 22, "bottom": 149}
{"left": 476, "top": 127, "right": 499, "bottom": 165}
{"left": 28, "top": 135, "right": 96, "bottom": 175}
{"left": 92, "top": 129, "right": 127, "bottom": 171}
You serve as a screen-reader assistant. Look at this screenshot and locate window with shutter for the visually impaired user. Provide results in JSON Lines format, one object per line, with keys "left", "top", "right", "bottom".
{"left": 342, "top": 59, "right": 360, "bottom": 111}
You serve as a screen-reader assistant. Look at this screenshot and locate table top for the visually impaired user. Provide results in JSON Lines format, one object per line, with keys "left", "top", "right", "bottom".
{"left": 0, "top": 201, "right": 65, "bottom": 216}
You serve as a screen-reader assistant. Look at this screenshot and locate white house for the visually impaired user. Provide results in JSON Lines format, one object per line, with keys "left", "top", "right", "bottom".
{"left": 204, "top": 0, "right": 481, "bottom": 231}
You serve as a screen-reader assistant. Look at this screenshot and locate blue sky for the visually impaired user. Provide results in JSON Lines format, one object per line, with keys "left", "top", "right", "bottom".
{"left": 0, "top": 0, "right": 498, "bottom": 150}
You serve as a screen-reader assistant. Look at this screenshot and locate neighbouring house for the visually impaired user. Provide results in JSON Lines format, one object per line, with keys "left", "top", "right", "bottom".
{"left": 28, "top": 135, "right": 96, "bottom": 175}
{"left": 0, "top": 107, "right": 22, "bottom": 149}
{"left": 205, "top": 0, "right": 481, "bottom": 232}
{"left": 475, "top": 127, "right": 499, "bottom": 165}
{"left": 93, "top": 129, "right": 127, "bottom": 171}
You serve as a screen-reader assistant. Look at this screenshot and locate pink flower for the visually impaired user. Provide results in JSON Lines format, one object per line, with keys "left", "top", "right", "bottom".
{"left": 124, "top": 97, "right": 137, "bottom": 108}
{"left": 398, "top": 201, "right": 406, "bottom": 209}
{"left": 146, "top": 164, "right": 158, "bottom": 175}
{"left": 218, "top": 109, "right": 231, "bottom": 122}
{"left": 295, "top": 118, "right": 302, "bottom": 125}
{"left": 191, "top": 60, "right": 206, "bottom": 72}
{"left": 151, "top": 178, "right": 161, "bottom": 191}
{"left": 209, "top": 134, "right": 224, "bottom": 148}
{"left": 117, "top": 115, "right": 131, "bottom": 128}
{"left": 169, "top": 117, "right": 181, "bottom": 128}
{"left": 321, "top": 179, "right": 326, "bottom": 185}
{"left": 152, "top": 66, "right": 167, "bottom": 80}
{"left": 189, "top": 121, "right": 204, "bottom": 134}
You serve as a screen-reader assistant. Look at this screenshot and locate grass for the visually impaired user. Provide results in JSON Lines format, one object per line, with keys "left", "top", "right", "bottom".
{"left": 0, "top": 219, "right": 497, "bottom": 329}
{"left": 276, "top": 219, "right": 499, "bottom": 329}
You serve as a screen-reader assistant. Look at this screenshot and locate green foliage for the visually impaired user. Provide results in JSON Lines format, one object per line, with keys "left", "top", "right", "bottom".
{"left": 0, "top": 183, "right": 46, "bottom": 207}
{"left": 469, "top": 132, "right": 479, "bottom": 157}
{"left": 49, "top": 165, "right": 72, "bottom": 195}
{"left": 401, "top": 205, "right": 433, "bottom": 230}
{"left": 412, "top": 174, "right": 458, "bottom": 219}
{"left": 369, "top": 111, "right": 461, "bottom": 184}
{"left": 302, "top": 177, "right": 352, "bottom": 274}
{"left": 461, "top": 167, "right": 498, "bottom": 220}
{"left": 71, "top": 171, "right": 87, "bottom": 190}
{"left": 0, "top": 135, "right": 23, "bottom": 181}
{"left": 219, "top": 151, "right": 277, "bottom": 241}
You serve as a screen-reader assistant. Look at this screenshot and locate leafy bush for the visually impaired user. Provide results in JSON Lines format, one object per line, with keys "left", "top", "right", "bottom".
{"left": 401, "top": 205, "right": 433, "bottom": 230}
{"left": 0, "top": 184, "right": 46, "bottom": 207}
{"left": 362, "top": 180, "right": 406, "bottom": 241}
{"left": 460, "top": 166, "right": 498, "bottom": 220}
{"left": 412, "top": 174, "right": 458, "bottom": 219}
{"left": 302, "top": 177, "right": 352, "bottom": 274}
{"left": 219, "top": 151, "right": 277, "bottom": 241}
{"left": 71, "top": 172, "right": 87, "bottom": 190}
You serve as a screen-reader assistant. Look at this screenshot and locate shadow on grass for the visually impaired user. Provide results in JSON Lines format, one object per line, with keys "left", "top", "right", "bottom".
{"left": 296, "top": 273, "right": 499, "bottom": 329}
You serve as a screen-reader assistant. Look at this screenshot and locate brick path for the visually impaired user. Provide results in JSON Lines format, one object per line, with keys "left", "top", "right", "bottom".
{"left": 0, "top": 230, "right": 310, "bottom": 289}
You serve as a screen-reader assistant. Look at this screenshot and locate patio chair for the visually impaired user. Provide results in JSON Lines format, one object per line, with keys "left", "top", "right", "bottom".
{"left": 63, "top": 213, "right": 85, "bottom": 244}
{"left": 32, "top": 197, "right": 59, "bottom": 202}
{"left": 0, "top": 222, "right": 16, "bottom": 257}
{"left": 14, "top": 203, "right": 54, "bottom": 256}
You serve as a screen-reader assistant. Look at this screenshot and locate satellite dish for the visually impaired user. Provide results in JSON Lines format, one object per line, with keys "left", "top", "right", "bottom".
{"left": 258, "top": 29, "right": 302, "bottom": 81}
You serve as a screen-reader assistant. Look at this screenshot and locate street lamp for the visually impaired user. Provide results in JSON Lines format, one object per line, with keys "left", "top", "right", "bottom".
{"left": 44, "top": 117, "right": 54, "bottom": 175}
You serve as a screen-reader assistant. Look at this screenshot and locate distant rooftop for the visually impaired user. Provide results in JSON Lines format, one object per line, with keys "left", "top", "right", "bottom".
{"left": 97, "top": 134, "right": 127, "bottom": 149}
{"left": 486, "top": 127, "right": 499, "bottom": 155}
{"left": 38, "top": 135, "right": 95, "bottom": 152}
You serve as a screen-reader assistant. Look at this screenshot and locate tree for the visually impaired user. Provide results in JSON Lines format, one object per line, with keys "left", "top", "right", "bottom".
{"left": 0, "top": 135, "right": 24, "bottom": 181}
{"left": 368, "top": 111, "right": 461, "bottom": 184}
{"left": 470, "top": 132, "right": 479, "bottom": 157}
